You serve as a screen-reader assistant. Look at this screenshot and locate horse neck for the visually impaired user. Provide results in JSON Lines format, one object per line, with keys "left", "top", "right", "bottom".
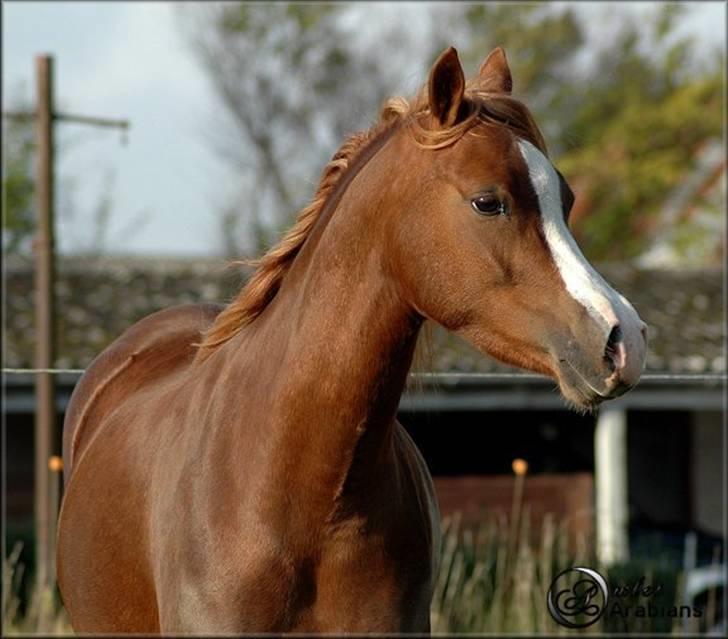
{"left": 224, "top": 129, "right": 422, "bottom": 525}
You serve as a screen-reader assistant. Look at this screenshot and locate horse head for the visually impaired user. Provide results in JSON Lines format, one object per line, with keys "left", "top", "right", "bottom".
{"left": 386, "top": 47, "right": 647, "bottom": 409}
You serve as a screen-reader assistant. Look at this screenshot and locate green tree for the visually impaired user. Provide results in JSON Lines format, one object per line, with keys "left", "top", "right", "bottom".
{"left": 2, "top": 104, "right": 35, "bottom": 256}
{"left": 556, "top": 9, "right": 723, "bottom": 263}
{"left": 457, "top": 3, "right": 724, "bottom": 264}
{"left": 183, "top": 2, "right": 723, "bottom": 265}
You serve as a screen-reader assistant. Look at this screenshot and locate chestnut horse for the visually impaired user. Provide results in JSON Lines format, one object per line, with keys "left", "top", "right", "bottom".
{"left": 57, "top": 47, "right": 647, "bottom": 633}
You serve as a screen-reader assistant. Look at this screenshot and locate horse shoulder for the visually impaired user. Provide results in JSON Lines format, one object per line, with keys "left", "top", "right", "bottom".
{"left": 62, "top": 302, "right": 223, "bottom": 479}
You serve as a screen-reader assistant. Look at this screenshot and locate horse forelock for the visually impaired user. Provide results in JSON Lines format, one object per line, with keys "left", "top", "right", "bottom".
{"left": 196, "top": 78, "right": 547, "bottom": 356}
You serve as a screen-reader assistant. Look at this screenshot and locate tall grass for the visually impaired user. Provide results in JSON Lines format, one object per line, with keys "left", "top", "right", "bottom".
{"left": 3, "top": 522, "right": 721, "bottom": 635}
{"left": 430, "top": 511, "right": 723, "bottom": 635}
{"left": 2, "top": 543, "right": 70, "bottom": 635}
{"left": 431, "top": 507, "right": 596, "bottom": 634}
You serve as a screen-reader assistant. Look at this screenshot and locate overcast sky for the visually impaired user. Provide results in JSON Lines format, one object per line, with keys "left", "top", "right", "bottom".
{"left": 3, "top": 1, "right": 726, "bottom": 257}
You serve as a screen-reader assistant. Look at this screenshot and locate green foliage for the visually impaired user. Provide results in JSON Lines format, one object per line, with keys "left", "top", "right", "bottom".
{"left": 558, "top": 29, "right": 722, "bottom": 260}
{"left": 460, "top": 3, "right": 583, "bottom": 106}
{"left": 457, "top": 3, "right": 724, "bottom": 263}
{"left": 2, "top": 113, "right": 35, "bottom": 256}
{"left": 184, "top": 2, "right": 723, "bottom": 264}
{"left": 563, "top": 69, "right": 722, "bottom": 260}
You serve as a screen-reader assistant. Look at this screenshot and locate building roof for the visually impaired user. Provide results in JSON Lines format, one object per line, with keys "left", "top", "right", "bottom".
{"left": 4, "top": 256, "right": 725, "bottom": 375}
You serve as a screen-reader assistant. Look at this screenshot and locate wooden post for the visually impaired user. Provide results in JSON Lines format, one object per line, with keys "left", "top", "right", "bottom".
{"left": 3, "top": 55, "right": 128, "bottom": 596}
{"left": 34, "top": 54, "right": 56, "bottom": 592}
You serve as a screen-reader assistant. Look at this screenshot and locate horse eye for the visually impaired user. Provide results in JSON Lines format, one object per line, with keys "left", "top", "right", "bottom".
{"left": 471, "top": 195, "right": 504, "bottom": 216}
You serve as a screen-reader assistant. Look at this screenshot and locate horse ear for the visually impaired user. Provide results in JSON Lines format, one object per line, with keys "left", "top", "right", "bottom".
{"left": 428, "top": 46, "right": 466, "bottom": 128}
{"left": 479, "top": 47, "right": 513, "bottom": 94}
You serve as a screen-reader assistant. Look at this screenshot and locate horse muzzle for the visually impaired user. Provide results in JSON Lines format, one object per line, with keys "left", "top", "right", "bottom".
{"left": 551, "top": 314, "right": 648, "bottom": 410}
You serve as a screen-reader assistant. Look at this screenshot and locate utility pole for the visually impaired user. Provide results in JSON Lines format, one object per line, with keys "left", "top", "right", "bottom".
{"left": 33, "top": 54, "right": 56, "bottom": 595}
{"left": 3, "top": 54, "right": 130, "bottom": 595}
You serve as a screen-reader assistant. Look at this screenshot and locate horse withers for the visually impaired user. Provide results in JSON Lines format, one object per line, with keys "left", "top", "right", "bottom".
{"left": 57, "top": 47, "right": 646, "bottom": 633}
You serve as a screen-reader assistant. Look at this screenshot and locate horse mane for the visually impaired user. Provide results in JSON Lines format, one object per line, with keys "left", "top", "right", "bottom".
{"left": 196, "top": 77, "right": 547, "bottom": 356}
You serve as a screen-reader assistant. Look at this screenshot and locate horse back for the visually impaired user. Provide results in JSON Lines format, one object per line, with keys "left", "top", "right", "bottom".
{"left": 62, "top": 303, "right": 223, "bottom": 483}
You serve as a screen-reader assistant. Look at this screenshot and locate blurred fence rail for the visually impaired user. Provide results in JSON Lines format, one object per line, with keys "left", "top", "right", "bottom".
{"left": 3, "top": 368, "right": 726, "bottom": 382}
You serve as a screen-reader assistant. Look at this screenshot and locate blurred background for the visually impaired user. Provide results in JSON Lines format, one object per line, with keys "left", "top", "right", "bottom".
{"left": 3, "top": 1, "right": 725, "bottom": 635}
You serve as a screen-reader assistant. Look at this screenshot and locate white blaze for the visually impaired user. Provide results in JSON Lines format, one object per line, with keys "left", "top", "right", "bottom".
{"left": 517, "top": 139, "right": 638, "bottom": 336}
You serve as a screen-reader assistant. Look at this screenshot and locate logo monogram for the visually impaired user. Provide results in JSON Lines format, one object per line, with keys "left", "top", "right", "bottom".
{"left": 547, "top": 566, "right": 609, "bottom": 629}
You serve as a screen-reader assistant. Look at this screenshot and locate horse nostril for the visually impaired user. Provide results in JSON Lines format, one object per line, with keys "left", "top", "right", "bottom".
{"left": 604, "top": 324, "right": 624, "bottom": 372}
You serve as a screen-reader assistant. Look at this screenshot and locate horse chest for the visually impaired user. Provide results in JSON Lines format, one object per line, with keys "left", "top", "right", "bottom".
{"left": 154, "top": 450, "right": 437, "bottom": 633}
{"left": 156, "top": 515, "right": 433, "bottom": 633}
